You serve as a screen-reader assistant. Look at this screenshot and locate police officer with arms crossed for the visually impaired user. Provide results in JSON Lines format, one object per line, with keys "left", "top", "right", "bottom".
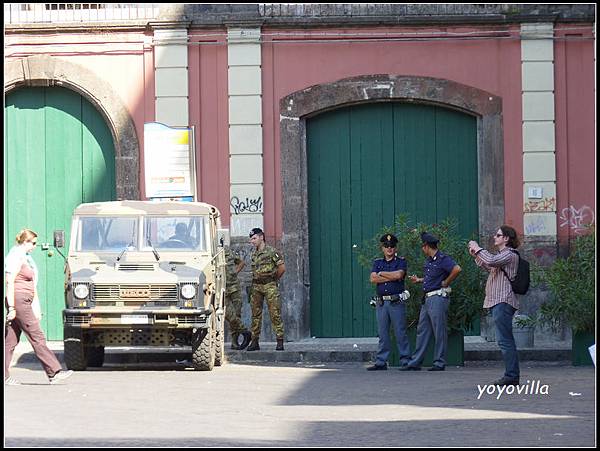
{"left": 367, "top": 234, "right": 411, "bottom": 371}
{"left": 400, "top": 232, "right": 461, "bottom": 372}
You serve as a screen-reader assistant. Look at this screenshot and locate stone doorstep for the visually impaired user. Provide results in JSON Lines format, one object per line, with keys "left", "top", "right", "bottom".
{"left": 11, "top": 338, "right": 573, "bottom": 366}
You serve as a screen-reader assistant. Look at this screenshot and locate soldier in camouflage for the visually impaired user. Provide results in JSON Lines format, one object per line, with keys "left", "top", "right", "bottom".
{"left": 247, "top": 228, "right": 286, "bottom": 351}
{"left": 224, "top": 246, "right": 252, "bottom": 350}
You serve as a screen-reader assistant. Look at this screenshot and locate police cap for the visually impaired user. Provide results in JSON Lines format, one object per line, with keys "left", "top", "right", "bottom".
{"left": 249, "top": 227, "right": 264, "bottom": 238}
{"left": 420, "top": 231, "right": 439, "bottom": 245}
{"left": 380, "top": 233, "right": 398, "bottom": 247}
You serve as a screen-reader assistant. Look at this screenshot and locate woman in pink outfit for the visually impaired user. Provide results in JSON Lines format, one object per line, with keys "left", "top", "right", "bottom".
{"left": 5, "top": 229, "right": 73, "bottom": 385}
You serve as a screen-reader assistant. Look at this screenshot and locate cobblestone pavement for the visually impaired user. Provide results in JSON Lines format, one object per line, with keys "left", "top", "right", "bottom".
{"left": 4, "top": 361, "right": 595, "bottom": 447}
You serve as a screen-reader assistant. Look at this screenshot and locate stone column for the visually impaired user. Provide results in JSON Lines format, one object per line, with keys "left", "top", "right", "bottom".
{"left": 521, "top": 23, "right": 557, "bottom": 245}
{"left": 153, "top": 27, "right": 189, "bottom": 127}
{"left": 227, "top": 27, "right": 263, "bottom": 236}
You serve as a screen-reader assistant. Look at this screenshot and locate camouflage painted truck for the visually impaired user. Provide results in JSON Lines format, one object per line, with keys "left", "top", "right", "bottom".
{"left": 60, "top": 200, "right": 226, "bottom": 371}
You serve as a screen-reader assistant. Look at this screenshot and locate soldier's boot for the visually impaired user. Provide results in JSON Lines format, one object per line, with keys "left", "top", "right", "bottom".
{"left": 230, "top": 333, "right": 241, "bottom": 350}
{"left": 247, "top": 338, "right": 260, "bottom": 351}
{"left": 239, "top": 331, "right": 252, "bottom": 350}
{"left": 276, "top": 338, "right": 284, "bottom": 351}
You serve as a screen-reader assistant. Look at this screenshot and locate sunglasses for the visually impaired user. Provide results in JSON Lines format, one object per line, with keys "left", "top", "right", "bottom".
{"left": 382, "top": 244, "right": 396, "bottom": 248}
{"left": 494, "top": 233, "right": 504, "bottom": 238}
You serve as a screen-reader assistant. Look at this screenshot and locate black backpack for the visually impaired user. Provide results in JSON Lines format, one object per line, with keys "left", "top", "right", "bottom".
{"left": 501, "top": 249, "right": 530, "bottom": 295}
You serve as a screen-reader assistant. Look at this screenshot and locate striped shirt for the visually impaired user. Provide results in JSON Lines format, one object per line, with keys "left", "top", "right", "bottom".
{"left": 475, "top": 247, "right": 519, "bottom": 310}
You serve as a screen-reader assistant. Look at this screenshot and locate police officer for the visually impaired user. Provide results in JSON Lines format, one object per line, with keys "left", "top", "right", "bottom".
{"left": 224, "top": 246, "right": 252, "bottom": 350}
{"left": 400, "top": 232, "right": 461, "bottom": 372}
{"left": 247, "top": 228, "right": 286, "bottom": 351}
{"left": 367, "top": 234, "right": 411, "bottom": 371}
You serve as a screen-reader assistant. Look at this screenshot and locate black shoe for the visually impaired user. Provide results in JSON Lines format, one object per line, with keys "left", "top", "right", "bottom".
{"left": 247, "top": 339, "right": 260, "bottom": 351}
{"left": 276, "top": 338, "right": 284, "bottom": 351}
{"left": 230, "top": 333, "right": 241, "bottom": 350}
{"left": 366, "top": 363, "right": 388, "bottom": 371}
{"left": 492, "top": 376, "right": 520, "bottom": 386}
{"left": 399, "top": 365, "right": 421, "bottom": 371}
{"left": 239, "top": 331, "right": 252, "bottom": 350}
{"left": 427, "top": 366, "right": 445, "bottom": 371}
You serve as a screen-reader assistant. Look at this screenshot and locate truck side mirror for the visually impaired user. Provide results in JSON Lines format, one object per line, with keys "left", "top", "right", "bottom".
{"left": 53, "top": 230, "right": 65, "bottom": 248}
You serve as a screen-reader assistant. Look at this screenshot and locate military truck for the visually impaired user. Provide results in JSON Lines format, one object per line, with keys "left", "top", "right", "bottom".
{"left": 59, "top": 200, "right": 226, "bottom": 371}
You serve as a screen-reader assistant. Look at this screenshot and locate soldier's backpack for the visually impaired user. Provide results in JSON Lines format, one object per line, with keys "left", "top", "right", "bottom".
{"left": 501, "top": 249, "right": 530, "bottom": 295}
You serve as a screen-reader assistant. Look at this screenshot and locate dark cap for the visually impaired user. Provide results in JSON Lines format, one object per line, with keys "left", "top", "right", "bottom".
{"left": 420, "top": 232, "right": 439, "bottom": 245}
{"left": 249, "top": 227, "right": 264, "bottom": 238}
{"left": 380, "top": 233, "right": 398, "bottom": 247}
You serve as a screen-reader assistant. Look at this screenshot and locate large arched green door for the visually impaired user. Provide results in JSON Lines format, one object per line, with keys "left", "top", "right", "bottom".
{"left": 307, "top": 102, "right": 478, "bottom": 337}
{"left": 4, "top": 87, "right": 116, "bottom": 340}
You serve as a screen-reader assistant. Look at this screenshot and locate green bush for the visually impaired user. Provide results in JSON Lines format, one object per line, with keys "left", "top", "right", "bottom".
{"left": 355, "top": 215, "right": 486, "bottom": 332}
{"left": 532, "top": 229, "right": 595, "bottom": 333}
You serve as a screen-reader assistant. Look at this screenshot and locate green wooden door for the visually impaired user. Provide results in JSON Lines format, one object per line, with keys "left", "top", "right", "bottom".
{"left": 4, "top": 87, "right": 116, "bottom": 340}
{"left": 307, "top": 102, "right": 478, "bottom": 337}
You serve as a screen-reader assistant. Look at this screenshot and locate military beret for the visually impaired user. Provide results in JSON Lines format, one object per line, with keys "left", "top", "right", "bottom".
{"left": 420, "top": 231, "right": 439, "bottom": 245}
{"left": 380, "top": 233, "right": 398, "bottom": 246}
{"left": 249, "top": 227, "right": 264, "bottom": 238}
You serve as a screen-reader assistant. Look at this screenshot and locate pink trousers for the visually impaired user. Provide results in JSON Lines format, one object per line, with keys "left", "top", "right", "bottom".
{"left": 5, "top": 292, "right": 62, "bottom": 379}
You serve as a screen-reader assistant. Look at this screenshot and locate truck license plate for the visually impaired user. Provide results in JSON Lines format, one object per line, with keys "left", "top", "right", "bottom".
{"left": 120, "top": 314, "right": 150, "bottom": 324}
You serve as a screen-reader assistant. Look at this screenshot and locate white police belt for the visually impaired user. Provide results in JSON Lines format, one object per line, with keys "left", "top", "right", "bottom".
{"left": 425, "top": 287, "right": 452, "bottom": 298}
{"left": 378, "top": 290, "right": 411, "bottom": 302}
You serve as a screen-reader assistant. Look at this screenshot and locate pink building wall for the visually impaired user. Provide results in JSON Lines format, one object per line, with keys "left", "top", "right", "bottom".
{"left": 6, "top": 24, "right": 594, "bottom": 244}
{"left": 554, "top": 25, "right": 596, "bottom": 242}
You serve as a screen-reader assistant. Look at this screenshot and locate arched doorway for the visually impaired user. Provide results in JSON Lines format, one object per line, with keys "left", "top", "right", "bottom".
{"left": 280, "top": 75, "right": 504, "bottom": 340}
{"left": 307, "top": 101, "right": 478, "bottom": 337}
{"left": 4, "top": 87, "right": 116, "bottom": 339}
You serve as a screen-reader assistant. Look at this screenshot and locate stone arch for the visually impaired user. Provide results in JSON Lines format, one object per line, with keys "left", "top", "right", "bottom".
{"left": 5, "top": 55, "right": 140, "bottom": 200}
{"left": 279, "top": 74, "right": 504, "bottom": 339}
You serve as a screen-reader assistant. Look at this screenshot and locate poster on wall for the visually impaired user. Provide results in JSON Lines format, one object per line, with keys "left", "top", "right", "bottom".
{"left": 144, "top": 122, "right": 196, "bottom": 200}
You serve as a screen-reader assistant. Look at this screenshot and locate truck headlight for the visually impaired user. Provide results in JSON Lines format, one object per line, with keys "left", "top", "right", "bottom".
{"left": 74, "top": 284, "right": 89, "bottom": 299}
{"left": 180, "top": 284, "right": 196, "bottom": 300}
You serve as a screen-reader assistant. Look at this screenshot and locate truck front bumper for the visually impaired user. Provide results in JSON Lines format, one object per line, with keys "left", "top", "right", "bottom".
{"left": 63, "top": 308, "right": 211, "bottom": 329}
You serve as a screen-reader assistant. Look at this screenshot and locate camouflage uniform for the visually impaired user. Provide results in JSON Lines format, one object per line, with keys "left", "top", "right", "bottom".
{"left": 224, "top": 247, "right": 247, "bottom": 337}
{"left": 250, "top": 244, "right": 285, "bottom": 339}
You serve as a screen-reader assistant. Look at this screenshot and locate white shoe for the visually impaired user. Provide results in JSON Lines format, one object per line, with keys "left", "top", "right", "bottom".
{"left": 49, "top": 370, "right": 74, "bottom": 384}
{"left": 5, "top": 376, "right": 21, "bottom": 386}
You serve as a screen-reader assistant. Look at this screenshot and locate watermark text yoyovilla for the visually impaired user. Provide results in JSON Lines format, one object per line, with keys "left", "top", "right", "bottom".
{"left": 477, "top": 380, "right": 549, "bottom": 400}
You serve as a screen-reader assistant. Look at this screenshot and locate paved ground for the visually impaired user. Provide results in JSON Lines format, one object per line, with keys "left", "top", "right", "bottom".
{"left": 4, "top": 358, "right": 595, "bottom": 447}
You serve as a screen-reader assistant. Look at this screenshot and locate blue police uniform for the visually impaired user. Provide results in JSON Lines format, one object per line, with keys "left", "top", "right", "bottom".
{"left": 405, "top": 233, "right": 458, "bottom": 371}
{"left": 370, "top": 252, "right": 411, "bottom": 368}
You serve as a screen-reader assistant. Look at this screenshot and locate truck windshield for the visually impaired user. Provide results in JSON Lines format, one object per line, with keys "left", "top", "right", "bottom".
{"left": 76, "top": 217, "right": 138, "bottom": 252}
{"left": 144, "top": 216, "right": 208, "bottom": 251}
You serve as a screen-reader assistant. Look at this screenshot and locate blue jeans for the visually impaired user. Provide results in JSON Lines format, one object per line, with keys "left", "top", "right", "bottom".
{"left": 491, "top": 302, "right": 520, "bottom": 379}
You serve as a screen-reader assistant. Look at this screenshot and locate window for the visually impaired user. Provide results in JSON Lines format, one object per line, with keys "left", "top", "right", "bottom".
{"left": 77, "top": 217, "right": 138, "bottom": 252}
{"left": 144, "top": 216, "right": 208, "bottom": 251}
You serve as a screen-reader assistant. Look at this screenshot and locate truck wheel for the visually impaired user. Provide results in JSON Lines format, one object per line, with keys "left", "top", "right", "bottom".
{"left": 191, "top": 310, "right": 215, "bottom": 371}
{"left": 87, "top": 346, "right": 105, "bottom": 368}
{"left": 64, "top": 328, "right": 88, "bottom": 371}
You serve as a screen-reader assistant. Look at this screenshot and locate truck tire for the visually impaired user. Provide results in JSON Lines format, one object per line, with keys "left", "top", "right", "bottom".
{"left": 87, "top": 346, "right": 105, "bottom": 368}
{"left": 191, "top": 311, "right": 215, "bottom": 371}
{"left": 64, "top": 328, "right": 88, "bottom": 371}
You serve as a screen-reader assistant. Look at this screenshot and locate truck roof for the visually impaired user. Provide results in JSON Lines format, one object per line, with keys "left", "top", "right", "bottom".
{"left": 73, "top": 200, "right": 220, "bottom": 217}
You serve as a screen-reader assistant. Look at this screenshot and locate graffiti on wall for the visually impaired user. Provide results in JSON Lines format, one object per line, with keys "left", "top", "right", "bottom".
{"left": 524, "top": 197, "right": 556, "bottom": 213}
{"left": 524, "top": 215, "right": 549, "bottom": 235}
{"left": 559, "top": 205, "right": 595, "bottom": 234}
{"left": 230, "top": 196, "right": 263, "bottom": 215}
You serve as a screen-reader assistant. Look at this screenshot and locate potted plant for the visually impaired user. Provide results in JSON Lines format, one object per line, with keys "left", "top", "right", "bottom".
{"left": 356, "top": 215, "right": 486, "bottom": 366}
{"left": 531, "top": 228, "right": 595, "bottom": 366}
